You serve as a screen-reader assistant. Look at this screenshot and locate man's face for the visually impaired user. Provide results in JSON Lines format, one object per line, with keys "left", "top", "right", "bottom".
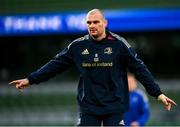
{"left": 86, "top": 12, "right": 107, "bottom": 39}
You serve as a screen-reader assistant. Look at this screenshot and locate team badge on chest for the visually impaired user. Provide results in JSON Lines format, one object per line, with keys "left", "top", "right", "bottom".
{"left": 104, "top": 47, "right": 112, "bottom": 54}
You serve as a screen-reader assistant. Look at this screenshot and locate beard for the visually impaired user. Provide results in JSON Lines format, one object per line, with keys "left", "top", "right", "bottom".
{"left": 88, "top": 29, "right": 106, "bottom": 41}
{"left": 91, "top": 34, "right": 99, "bottom": 38}
{"left": 89, "top": 30, "right": 100, "bottom": 39}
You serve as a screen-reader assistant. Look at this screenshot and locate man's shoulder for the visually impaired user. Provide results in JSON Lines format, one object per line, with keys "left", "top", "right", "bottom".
{"left": 73, "top": 34, "right": 89, "bottom": 43}
{"left": 68, "top": 34, "right": 89, "bottom": 49}
{"left": 109, "top": 32, "right": 131, "bottom": 48}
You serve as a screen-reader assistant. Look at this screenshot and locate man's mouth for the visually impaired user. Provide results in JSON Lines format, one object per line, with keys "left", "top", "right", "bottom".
{"left": 90, "top": 29, "right": 97, "bottom": 33}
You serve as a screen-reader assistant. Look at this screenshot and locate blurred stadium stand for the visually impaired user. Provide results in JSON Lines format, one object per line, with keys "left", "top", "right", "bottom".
{"left": 1, "top": 0, "right": 180, "bottom": 14}
{"left": 0, "top": 0, "right": 180, "bottom": 126}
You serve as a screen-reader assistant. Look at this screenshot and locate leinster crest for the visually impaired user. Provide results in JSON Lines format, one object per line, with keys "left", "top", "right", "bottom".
{"left": 104, "top": 47, "right": 112, "bottom": 54}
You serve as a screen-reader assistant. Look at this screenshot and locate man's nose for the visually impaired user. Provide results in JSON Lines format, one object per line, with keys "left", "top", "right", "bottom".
{"left": 89, "top": 23, "right": 95, "bottom": 28}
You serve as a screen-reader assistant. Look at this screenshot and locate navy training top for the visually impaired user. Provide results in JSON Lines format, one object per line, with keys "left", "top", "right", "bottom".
{"left": 27, "top": 31, "right": 162, "bottom": 115}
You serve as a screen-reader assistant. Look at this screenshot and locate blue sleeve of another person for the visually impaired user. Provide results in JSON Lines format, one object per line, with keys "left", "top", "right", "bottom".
{"left": 137, "top": 90, "right": 150, "bottom": 126}
{"left": 124, "top": 90, "right": 150, "bottom": 126}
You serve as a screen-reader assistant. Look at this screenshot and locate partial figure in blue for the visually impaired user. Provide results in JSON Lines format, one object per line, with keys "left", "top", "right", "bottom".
{"left": 124, "top": 73, "right": 150, "bottom": 127}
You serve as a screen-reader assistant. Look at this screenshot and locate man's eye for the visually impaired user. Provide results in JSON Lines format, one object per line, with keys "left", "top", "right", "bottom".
{"left": 87, "top": 21, "right": 91, "bottom": 24}
{"left": 93, "top": 21, "right": 99, "bottom": 24}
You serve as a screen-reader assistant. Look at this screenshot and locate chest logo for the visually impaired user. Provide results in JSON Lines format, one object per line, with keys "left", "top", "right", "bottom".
{"left": 104, "top": 47, "right": 112, "bottom": 54}
{"left": 94, "top": 53, "right": 99, "bottom": 62}
{"left": 81, "top": 49, "right": 89, "bottom": 55}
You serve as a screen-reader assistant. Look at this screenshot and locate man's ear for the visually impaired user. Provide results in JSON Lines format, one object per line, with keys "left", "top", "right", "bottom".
{"left": 104, "top": 19, "right": 108, "bottom": 27}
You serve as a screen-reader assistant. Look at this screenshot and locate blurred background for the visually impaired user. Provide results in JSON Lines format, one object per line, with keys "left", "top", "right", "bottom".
{"left": 0, "top": 0, "right": 180, "bottom": 126}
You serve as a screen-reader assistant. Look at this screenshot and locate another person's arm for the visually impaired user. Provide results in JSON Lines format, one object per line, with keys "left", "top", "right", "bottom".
{"left": 135, "top": 92, "right": 150, "bottom": 126}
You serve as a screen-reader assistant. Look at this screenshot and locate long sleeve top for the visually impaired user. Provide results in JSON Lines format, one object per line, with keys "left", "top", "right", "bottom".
{"left": 27, "top": 31, "right": 162, "bottom": 115}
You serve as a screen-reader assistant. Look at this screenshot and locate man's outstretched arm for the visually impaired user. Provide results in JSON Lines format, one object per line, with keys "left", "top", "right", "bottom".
{"left": 9, "top": 45, "right": 74, "bottom": 89}
{"left": 120, "top": 40, "right": 177, "bottom": 111}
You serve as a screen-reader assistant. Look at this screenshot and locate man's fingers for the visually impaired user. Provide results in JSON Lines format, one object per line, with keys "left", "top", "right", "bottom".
{"left": 166, "top": 103, "right": 171, "bottom": 111}
{"left": 161, "top": 98, "right": 168, "bottom": 105}
{"left": 9, "top": 80, "right": 20, "bottom": 85}
{"left": 16, "top": 84, "right": 21, "bottom": 89}
{"left": 167, "top": 99, "right": 177, "bottom": 106}
{"left": 165, "top": 98, "right": 177, "bottom": 111}
{"left": 16, "top": 82, "right": 24, "bottom": 89}
{"left": 16, "top": 85, "right": 24, "bottom": 89}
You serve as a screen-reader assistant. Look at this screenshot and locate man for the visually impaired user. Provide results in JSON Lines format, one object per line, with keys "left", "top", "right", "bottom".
{"left": 9, "top": 9, "right": 177, "bottom": 126}
{"left": 124, "top": 73, "right": 150, "bottom": 127}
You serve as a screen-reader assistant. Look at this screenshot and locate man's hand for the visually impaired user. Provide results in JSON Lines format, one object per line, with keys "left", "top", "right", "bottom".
{"left": 158, "top": 94, "right": 177, "bottom": 111}
{"left": 130, "top": 121, "right": 139, "bottom": 127}
{"left": 9, "top": 78, "right": 30, "bottom": 90}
